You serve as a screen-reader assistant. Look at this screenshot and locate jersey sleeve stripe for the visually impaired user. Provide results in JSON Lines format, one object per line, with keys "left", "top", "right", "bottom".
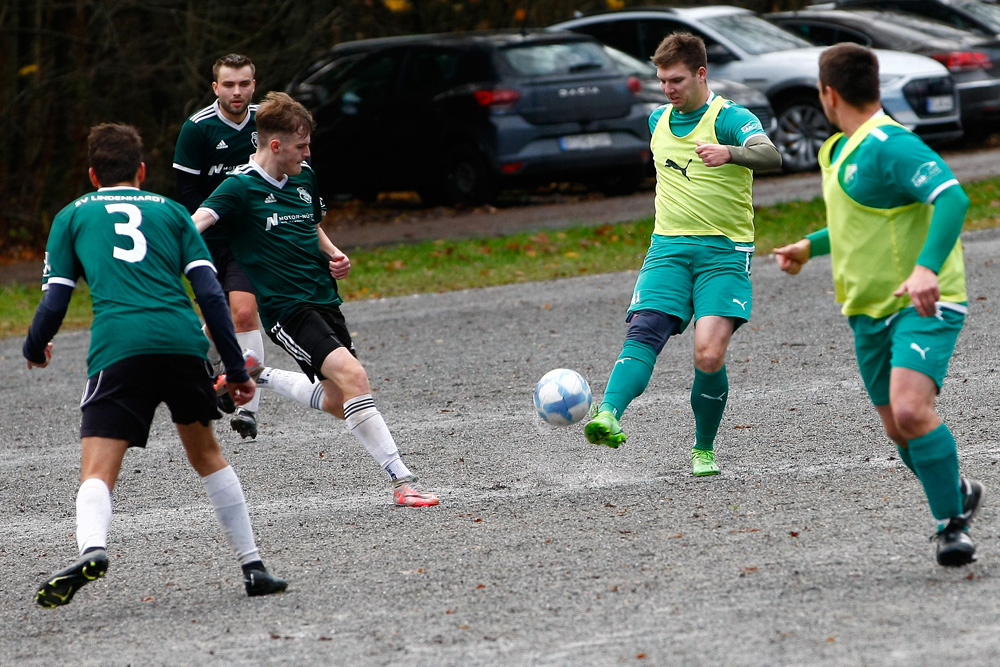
{"left": 927, "top": 179, "right": 959, "bottom": 204}
{"left": 43, "top": 277, "right": 76, "bottom": 290}
{"left": 184, "top": 259, "right": 217, "bottom": 274}
{"left": 172, "top": 163, "right": 201, "bottom": 175}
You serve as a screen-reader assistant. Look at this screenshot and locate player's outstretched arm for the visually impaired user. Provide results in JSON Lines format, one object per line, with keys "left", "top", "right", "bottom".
{"left": 773, "top": 239, "right": 812, "bottom": 275}
{"left": 23, "top": 283, "right": 73, "bottom": 368}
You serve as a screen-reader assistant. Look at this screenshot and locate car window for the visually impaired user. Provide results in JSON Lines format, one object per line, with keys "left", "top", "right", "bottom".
{"left": 500, "top": 41, "right": 612, "bottom": 76}
{"left": 335, "top": 52, "right": 399, "bottom": 108}
{"left": 399, "top": 49, "right": 462, "bottom": 100}
{"left": 780, "top": 21, "right": 872, "bottom": 46}
{"left": 876, "top": 1, "right": 984, "bottom": 32}
{"left": 573, "top": 20, "right": 643, "bottom": 58}
{"left": 956, "top": 0, "right": 1000, "bottom": 32}
{"left": 886, "top": 10, "right": 987, "bottom": 38}
{"left": 636, "top": 18, "right": 728, "bottom": 60}
{"left": 702, "top": 13, "right": 814, "bottom": 54}
{"left": 603, "top": 44, "right": 655, "bottom": 78}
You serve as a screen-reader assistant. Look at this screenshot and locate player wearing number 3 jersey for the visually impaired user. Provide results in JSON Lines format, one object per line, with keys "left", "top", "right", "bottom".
{"left": 23, "top": 123, "right": 286, "bottom": 607}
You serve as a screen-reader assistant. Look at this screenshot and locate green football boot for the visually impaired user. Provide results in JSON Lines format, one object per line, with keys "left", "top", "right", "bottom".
{"left": 585, "top": 410, "right": 627, "bottom": 448}
{"left": 691, "top": 449, "right": 721, "bottom": 477}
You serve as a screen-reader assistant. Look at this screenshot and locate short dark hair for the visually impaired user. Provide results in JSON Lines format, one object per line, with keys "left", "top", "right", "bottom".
{"left": 651, "top": 32, "right": 707, "bottom": 72}
{"left": 88, "top": 123, "right": 142, "bottom": 185}
{"left": 255, "top": 91, "right": 315, "bottom": 141}
{"left": 213, "top": 53, "right": 255, "bottom": 82}
{"left": 819, "top": 43, "right": 880, "bottom": 106}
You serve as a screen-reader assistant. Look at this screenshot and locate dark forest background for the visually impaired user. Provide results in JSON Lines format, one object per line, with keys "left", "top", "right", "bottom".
{"left": 0, "top": 0, "right": 807, "bottom": 255}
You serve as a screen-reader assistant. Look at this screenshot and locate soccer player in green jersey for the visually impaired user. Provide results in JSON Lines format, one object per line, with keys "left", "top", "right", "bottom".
{"left": 24, "top": 124, "right": 286, "bottom": 607}
{"left": 174, "top": 53, "right": 265, "bottom": 439}
{"left": 192, "top": 92, "right": 439, "bottom": 508}
{"left": 774, "top": 43, "right": 983, "bottom": 566}
{"left": 584, "top": 32, "right": 781, "bottom": 477}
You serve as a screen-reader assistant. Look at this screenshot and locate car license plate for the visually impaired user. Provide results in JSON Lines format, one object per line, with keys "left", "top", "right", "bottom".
{"left": 926, "top": 95, "right": 954, "bottom": 113}
{"left": 560, "top": 133, "right": 613, "bottom": 150}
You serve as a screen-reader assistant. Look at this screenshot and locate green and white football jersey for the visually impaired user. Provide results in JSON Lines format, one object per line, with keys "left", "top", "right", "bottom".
{"left": 199, "top": 160, "right": 340, "bottom": 330}
{"left": 42, "top": 187, "right": 213, "bottom": 374}
{"left": 173, "top": 101, "right": 258, "bottom": 241}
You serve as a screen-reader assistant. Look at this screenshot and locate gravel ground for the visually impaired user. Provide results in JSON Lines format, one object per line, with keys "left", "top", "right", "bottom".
{"left": 2, "top": 227, "right": 1000, "bottom": 666}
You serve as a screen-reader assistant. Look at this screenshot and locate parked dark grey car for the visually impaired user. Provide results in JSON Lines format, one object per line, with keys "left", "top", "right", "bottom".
{"left": 819, "top": 0, "right": 1000, "bottom": 38}
{"left": 770, "top": 7, "right": 1000, "bottom": 137}
{"left": 286, "top": 30, "right": 653, "bottom": 205}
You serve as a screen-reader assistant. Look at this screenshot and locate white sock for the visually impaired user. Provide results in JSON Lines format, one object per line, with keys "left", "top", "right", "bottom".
{"left": 202, "top": 466, "right": 260, "bottom": 566}
{"left": 257, "top": 368, "right": 325, "bottom": 410}
{"left": 343, "top": 394, "right": 412, "bottom": 481}
{"left": 76, "top": 478, "right": 112, "bottom": 554}
{"left": 236, "top": 330, "right": 264, "bottom": 413}
{"left": 202, "top": 324, "right": 222, "bottom": 369}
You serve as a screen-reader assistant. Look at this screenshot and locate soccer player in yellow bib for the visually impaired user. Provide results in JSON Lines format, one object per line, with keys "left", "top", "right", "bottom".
{"left": 774, "top": 43, "right": 983, "bottom": 567}
{"left": 584, "top": 32, "right": 781, "bottom": 477}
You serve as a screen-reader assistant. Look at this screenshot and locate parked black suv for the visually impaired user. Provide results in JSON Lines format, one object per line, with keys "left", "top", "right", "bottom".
{"left": 287, "top": 30, "right": 653, "bottom": 205}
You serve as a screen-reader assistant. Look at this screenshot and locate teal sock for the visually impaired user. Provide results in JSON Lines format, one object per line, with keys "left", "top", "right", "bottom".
{"left": 907, "top": 423, "right": 962, "bottom": 522}
{"left": 600, "top": 340, "right": 657, "bottom": 419}
{"left": 691, "top": 366, "right": 728, "bottom": 451}
{"left": 896, "top": 444, "right": 917, "bottom": 476}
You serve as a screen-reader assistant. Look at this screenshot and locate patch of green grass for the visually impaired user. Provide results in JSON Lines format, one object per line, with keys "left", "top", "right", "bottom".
{"left": 3, "top": 175, "right": 999, "bottom": 339}
{"left": 0, "top": 281, "right": 93, "bottom": 339}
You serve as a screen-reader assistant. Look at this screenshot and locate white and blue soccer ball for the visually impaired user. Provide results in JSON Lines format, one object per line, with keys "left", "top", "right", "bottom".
{"left": 533, "top": 368, "right": 593, "bottom": 426}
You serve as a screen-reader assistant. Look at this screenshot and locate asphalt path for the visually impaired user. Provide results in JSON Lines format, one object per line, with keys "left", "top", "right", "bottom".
{"left": 2, "top": 222, "right": 1000, "bottom": 665}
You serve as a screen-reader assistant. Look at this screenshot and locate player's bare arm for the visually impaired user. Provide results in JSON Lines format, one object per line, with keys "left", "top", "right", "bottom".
{"left": 894, "top": 264, "right": 941, "bottom": 317}
{"left": 695, "top": 140, "right": 732, "bottom": 167}
{"left": 774, "top": 238, "right": 812, "bottom": 275}
{"left": 192, "top": 208, "right": 218, "bottom": 234}
{"left": 318, "top": 225, "right": 351, "bottom": 279}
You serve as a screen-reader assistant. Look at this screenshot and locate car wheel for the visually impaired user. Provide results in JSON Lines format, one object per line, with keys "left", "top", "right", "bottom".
{"left": 442, "top": 145, "right": 498, "bottom": 206}
{"left": 774, "top": 95, "right": 831, "bottom": 173}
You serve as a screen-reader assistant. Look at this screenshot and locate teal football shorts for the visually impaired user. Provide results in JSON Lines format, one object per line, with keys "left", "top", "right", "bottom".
{"left": 849, "top": 304, "right": 966, "bottom": 406}
{"left": 627, "top": 234, "right": 754, "bottom": 333}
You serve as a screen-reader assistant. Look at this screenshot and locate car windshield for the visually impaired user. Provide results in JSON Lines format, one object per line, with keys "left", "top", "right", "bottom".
{"left": 501, "top": 41, "right": 611, "bottom": 76}
{"left": 957, "top": 0, "right": 1000, "bottom": 32}
{"left": 702, "top": 12, "right": 815, "bottom": 54}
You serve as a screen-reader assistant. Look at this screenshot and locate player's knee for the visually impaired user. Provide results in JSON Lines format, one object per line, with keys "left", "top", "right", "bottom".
{"left": 889, "top": 397, "right": 937, "bottom": 439}
{"left": 231, "top": 307, "right": 258, "bottom": 332}
{"left": 625, "top": 310, "right": 678, "bottom": 355}
{"left": 694, "top": 345, "right": 726, "bottom": 373}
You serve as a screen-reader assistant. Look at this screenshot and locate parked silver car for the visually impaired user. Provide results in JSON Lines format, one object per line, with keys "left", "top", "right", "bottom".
{"left": 600, "top": 43, "right": 776, "bottom": 133}
{"left": 550, "top": 5, "right": 962, "bottom": 171}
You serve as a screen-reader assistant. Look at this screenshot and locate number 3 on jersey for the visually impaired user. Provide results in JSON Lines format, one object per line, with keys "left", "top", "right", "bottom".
{"left": 108, "top": 203, "right": 147, "bottom": 263}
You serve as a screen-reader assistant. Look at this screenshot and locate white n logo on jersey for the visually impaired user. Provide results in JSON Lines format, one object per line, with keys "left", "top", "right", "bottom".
{"left": 208, "top": 163, "right": 226, "bottom": 176}
{"left": 265, "top": 214, "right": 279, "bottom": 231}
{"left": 910, "top": 342, "right": 930, "bottom": 360}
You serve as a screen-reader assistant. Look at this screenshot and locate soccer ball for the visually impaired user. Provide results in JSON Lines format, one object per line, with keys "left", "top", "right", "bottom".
{"left": 533, "top": 368, "right": 593, "bottom": 426}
